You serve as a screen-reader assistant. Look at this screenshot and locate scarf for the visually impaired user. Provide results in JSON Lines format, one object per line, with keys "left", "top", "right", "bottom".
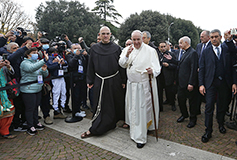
{"left": 0, "top": 68, "right": 13, "bottom": 116}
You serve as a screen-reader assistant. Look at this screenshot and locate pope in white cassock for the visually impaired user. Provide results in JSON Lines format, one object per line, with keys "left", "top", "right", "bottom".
{"left": 119, "top": 30, "right": 161, "bottom": 148}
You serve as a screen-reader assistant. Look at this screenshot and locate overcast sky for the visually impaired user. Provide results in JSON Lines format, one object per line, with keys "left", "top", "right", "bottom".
{"left": 15, "top": 0, "right": 236, "bottom": 40}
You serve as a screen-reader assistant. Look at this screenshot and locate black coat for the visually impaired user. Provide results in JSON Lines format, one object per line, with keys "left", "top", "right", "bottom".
{"left": 177, "top": 47, "right": 198, "bottom": 88}
{"left": 159, "top": 51, "right": 177, "bottom": 86}
{"left": 196, "top": 41, "right": 212, "bottom": 64}
{"left": 199, "top": 41, "right": 237, "bottom": 90}
{"left": 65, "top": 52, "right": 89, "bottom": 82}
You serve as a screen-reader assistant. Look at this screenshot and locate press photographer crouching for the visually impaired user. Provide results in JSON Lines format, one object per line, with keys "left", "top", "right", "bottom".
{"left": 65, "top": 43, "right": 89, "bottom": 123}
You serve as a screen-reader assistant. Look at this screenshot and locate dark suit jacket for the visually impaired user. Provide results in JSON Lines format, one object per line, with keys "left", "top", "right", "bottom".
{"left": 177, "top": 47, "right": 198, "bottom": 88}
{"left": 196, "top": 41, "right": 212, "bottom": 60}
{"left": 160, "top": 51, "right": 177, "bottom": 86}
{"left": 174, "top": 49, "right": 181, "bottom": 61}
{"left": 199, "top": 42, "right": 237, "bottom": 90}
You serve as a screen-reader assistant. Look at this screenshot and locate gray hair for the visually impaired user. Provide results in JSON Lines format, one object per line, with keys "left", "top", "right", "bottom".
{"left": 131, "top": 30, "right": 142, "bottom": 38}
{"left": 210, "top": 29, "right": 221, "bottom": 36}
{"left": 179, "top": 36, "right": 191, "bottom": 45}
{"left": 205, "top": 30, "right": 210, "bottom": 36}
{"left": 71, "top": 43, "right": 81, "bottom": 49}
{"left": 6, "top": 42, "right": 19, "bottom": 51}
{"left": 142, "top": 31, "right": 151, "bottom": 39}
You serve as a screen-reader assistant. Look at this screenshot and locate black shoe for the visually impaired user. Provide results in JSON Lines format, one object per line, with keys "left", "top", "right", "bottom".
{"left": 171, "top": 105, "right": 176, "bottom": 111}
{"left": 35, "top": 123, "right": 45, "bottom": 131}
{"left": 187, "top": 121, "right": 196, "bottom": 128}
{"left": 63, "top": 107, "right": 72, "bottom": 113}
{"left": 225, "top": 121, "right": 237, "bottom": 131}
{"left": 163, "top": 100, "right": 169, "bottom": 105}
{"left": 65, "top": 116, "right": 83, "bottom": 123}
{"left": 219, "top": 125, "right": 226, "bottom": 134}
{"left": 201, "top": 132, "right": 212, "bottom": 143}
{"left": 137, "top": 143, "right": 145, "bottom": 148}
{"left": 177, "top": 116, "right": 187, "bottom": 123}
{"left": 14, "top": 126, "right": 27, "bottom": 132}
{"left": 226, "top": 111, "right": 231, "bottom": 116}
{"left": 27, "top": 127, "right": 38, "bottom": 136}
{"left": 81, "top": 105, "right": 90, "bottom": 110}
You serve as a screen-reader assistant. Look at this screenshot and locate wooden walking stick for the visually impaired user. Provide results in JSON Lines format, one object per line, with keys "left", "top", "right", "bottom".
{"left": 148, "top": 74, "right": 158, "bottom": 142}
{"left": 230, "top": 94, "right": 236, "bottom": 121}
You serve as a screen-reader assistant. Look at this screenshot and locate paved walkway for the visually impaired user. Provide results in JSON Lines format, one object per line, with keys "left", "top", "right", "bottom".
{"left": 0, "top": 102, "right": 236, "bottom": 160}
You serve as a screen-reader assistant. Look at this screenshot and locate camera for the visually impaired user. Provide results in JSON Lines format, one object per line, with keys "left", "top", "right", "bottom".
{"left": 52, "top": 34, "right": 66, "bottom": 42}
{"left": 57, "top": 42, "right": 66, "bottom": 53}
{"left": 61, "top": 34, "right": 66, "bottom": 39}
{"left": 16, "top": 27, "right": 27, "bottom": 36}
{"left": 40, "top": 31, "right": 48, "bottom": 36}
{"left": 11, "top": 30, "right": 20, "bottom": 36}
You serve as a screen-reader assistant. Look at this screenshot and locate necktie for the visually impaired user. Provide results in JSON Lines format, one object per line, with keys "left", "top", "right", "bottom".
{"left": 201, "top": 43, "right": 206, "bottom": 56}
{"left": 179, "top": 50, "right": 184, "bottom": 60}
{"left": 216, "top": 47, "right": 220, "bottom": 59}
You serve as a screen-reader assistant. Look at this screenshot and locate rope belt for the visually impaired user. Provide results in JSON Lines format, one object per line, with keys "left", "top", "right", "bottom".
{"left": 91, "top": 71, "right": 119, "bottom": 123}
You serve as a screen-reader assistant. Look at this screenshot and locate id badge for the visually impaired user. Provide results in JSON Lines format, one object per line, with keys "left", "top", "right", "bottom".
{"left": 78, "top": 65, "right": 83, "bottom": 73}
{"left": 38, "top": 75, "right": 43, "bottom": 84}
{"left": 58, "top": 69, "right": 64, "bottom": 76}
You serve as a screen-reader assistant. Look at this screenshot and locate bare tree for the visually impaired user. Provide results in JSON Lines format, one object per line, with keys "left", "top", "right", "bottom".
{"left": 0, "top": 0, "right": 31, "bottom": 33}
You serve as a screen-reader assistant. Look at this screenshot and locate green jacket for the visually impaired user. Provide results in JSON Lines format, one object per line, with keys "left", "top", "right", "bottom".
{"left": 20, "top": 58, "right": 48, "bottom": 93}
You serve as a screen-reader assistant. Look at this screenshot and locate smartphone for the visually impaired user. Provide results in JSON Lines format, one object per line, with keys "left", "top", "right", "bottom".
{"left": 2, "top": 53, "right": 8, "bottom": 61}
{"left": 231, "top": 28, "right": 237, "bottom": 35}
{"left": 32, "top": 42, "right": 40, "bottom": 47}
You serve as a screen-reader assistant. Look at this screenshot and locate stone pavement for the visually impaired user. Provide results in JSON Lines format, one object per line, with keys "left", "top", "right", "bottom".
{"left": 157, "top": 102, "right": 237, "bottom": 159}
{"left": 0, "top": 126, "right": 128, "bottom": 160}
{"left": 0, "top": 102, "right": 236, "bottom": 160}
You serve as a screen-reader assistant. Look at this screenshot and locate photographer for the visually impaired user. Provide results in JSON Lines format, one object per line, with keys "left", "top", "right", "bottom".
{"left": 65, "top": 44, "right": 89, "bottom": 122}
{"left": 20, "top": 48, "right": 49, "bottom": 135}
{"left": 8, "top": 39, "right": 33, "bottom": 132}
{"left": 225, "top": 30, "right": 237, "bottom": 133}
{"left": 0, "top": 42, "right": 19, "bottom": 57}
{"left": 0, "top": 28, "right": 26, "bottom": 48}
{"left": 0, "top": 31, "right": 14, "bottom": 48}
{"left": 51, "top": 36, "right": 72, "bottom": 113}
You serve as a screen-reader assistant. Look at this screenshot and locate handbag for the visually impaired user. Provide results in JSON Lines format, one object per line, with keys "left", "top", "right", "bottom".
{"left": 6, "top": 78, "right": 20, "bottom": 99}
{"left": 42, "top": 83, "right": 51, "bottom": 96}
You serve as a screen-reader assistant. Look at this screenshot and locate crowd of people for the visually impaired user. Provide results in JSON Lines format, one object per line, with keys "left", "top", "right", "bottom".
{"left": 0, "top": 26, "right": 236, "bottom": 148}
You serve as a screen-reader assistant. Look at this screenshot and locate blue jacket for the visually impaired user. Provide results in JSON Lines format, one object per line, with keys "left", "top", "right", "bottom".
{"left": 47, "top": 55, "right": 68, "bottom": 77}
{"left": 20, "top": 58, "right": 48, "bottom": 93}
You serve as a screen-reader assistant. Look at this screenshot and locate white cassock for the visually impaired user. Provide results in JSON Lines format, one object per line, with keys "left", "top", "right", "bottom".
{"left": 119, "top": 43, "right": 161, "bottom": 144}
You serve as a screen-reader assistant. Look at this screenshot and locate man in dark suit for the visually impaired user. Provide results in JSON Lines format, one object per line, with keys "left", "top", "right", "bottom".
{"left": 142, "top": 31, "right": 159, "bottom": 53}
{"left": 199, "top": 29, "right": 237, "bottom": 143}
{"left": 158, "top": 41, "right": 177, "bottom": 111}
{"left": 176, "top": 36, "right": 199, "bottom": 128}
{"left": 196, "top": 30, "right": 211, "bottom": 62}
{"left": 196, "top": 30, "right": 212, "bottom": 115}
